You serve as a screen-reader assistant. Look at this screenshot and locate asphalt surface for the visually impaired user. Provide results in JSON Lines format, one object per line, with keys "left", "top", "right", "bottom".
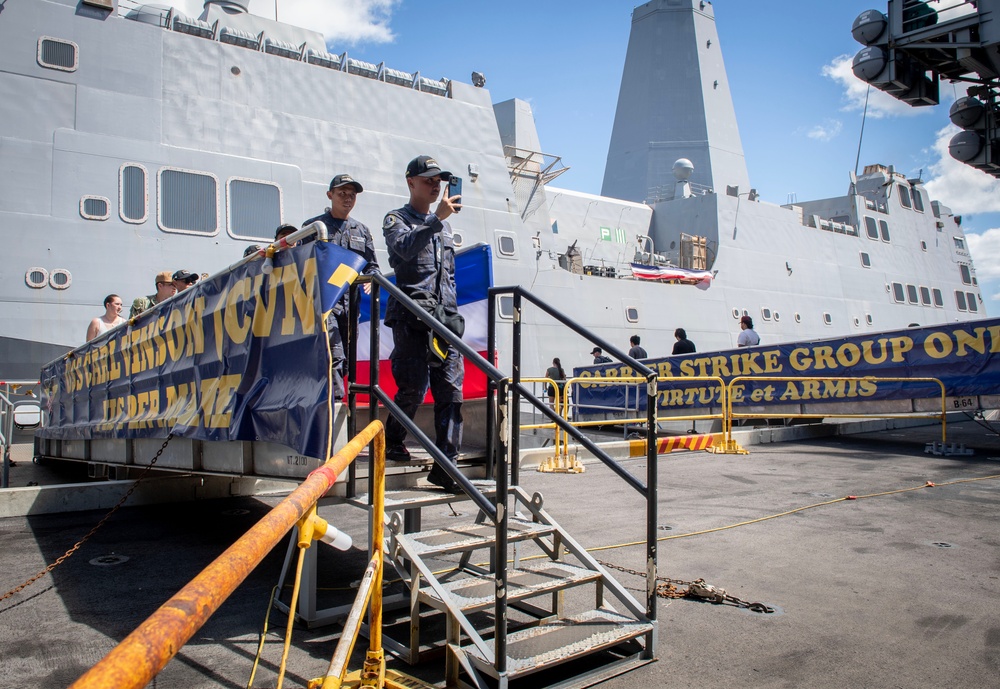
{"left": 1, "top": 419, "right": 999, "bottom": 688}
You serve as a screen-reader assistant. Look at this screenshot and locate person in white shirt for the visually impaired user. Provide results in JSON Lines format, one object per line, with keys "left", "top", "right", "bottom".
{"left": 737, "top": 315, "right": 760, "bottom": 347}
{"left": 86, "top": 294, "right": 125, "bottom": 340}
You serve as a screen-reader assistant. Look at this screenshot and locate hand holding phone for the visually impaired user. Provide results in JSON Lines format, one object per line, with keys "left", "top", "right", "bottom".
{"left": 448, "top": 176, "right": 462, "bottom": 213}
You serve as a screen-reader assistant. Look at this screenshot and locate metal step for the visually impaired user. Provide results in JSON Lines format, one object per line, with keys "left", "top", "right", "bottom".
{"left": 351, "top": 479, "right": 497, "bottom": 510}
{"left": 396, "top": 518, "right": 554, "bottom": 558}
{"left": 419, "top": 560, "right": 601, "bottom": 613}
{"left": 462, "top": 608, "right": 653, "bottom": 679}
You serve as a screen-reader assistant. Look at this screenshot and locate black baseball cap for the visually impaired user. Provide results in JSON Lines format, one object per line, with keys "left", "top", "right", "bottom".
{"left": 329, "top": 173, "right": 363, "bottom": 193}
{"left": 405, "top": 155, "right": 452, "bottom": 180}
{"left": 275, "top": 223, "right": 298, "bottom": 240}
{"left": 172, "top": 269, "right": 197, "bottom": 283}
{"left": 591, "top": 347, "right": 602, "bottom": 355}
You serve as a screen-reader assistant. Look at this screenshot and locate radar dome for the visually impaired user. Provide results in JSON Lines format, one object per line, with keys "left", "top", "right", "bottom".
{"left": 672, "top": 158, "right": 694, "bottom": 181}
{"left": 949, "top": 96, "right": 985, "bottom": 129}
{"left": 949, "top": 130, "right": 984, "bottom": 163}
{"left": 852, "top": 10, "right": 887, "bottom": 45}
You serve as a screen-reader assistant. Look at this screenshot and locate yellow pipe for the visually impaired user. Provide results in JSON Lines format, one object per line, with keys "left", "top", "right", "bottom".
{"left": 69, "top": 421, "right": 385, "bottom": 689}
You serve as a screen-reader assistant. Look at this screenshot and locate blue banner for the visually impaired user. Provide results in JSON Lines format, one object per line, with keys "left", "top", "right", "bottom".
{"left": 39, "top": 242, "right": 367, "bottom": 459}
{"left": 573, "top": 318, "right": 1000, "bottom": 415}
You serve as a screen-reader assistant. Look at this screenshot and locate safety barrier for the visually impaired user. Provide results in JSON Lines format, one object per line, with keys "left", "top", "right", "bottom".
{"left": 0, "top": 379, "right": 39, "bottom": 488}
{"left": 69, "top": 420, "right": 388, "bottom": 689}
{"left": 718, "top": 375, "right": 947, "bottom": 453}
{"left": 520, "top": 375, "right": 727, "bottom": 466}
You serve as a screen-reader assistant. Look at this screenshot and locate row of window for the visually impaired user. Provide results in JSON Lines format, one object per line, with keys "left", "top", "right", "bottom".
{"left": 80, "top": 164, "right": 282, "bottom": 241}
{"left": 889, "top": 282, "right": 979, "bottom": 312}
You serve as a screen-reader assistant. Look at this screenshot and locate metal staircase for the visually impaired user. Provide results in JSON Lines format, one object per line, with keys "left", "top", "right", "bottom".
{"left": 344, "top": 277, "right": 661, "bottom": 687}
{"left": 360, "top": 482, "right": 654, "bottom": 688}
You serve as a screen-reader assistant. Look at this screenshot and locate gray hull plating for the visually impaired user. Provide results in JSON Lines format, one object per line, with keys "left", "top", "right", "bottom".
{"left": 0, "top": 0, "right": 984, "bottom": 382}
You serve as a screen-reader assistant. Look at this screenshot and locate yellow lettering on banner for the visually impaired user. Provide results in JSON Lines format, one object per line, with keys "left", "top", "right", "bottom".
{"left": 118, "top": 335, "right": 131, "bottom": 378}
{"left": 989, "top": 325, "right": 1000, "bottom": 353}
{"left": 888, "top": 336, "right": 913, "bottom": 362}
{"left": 153, "top": 316, "right": 168, "bottom": 368}
{"left": 862, "top": 338, "right": 890, "bottom": 365}
{"left": 924, "top": 332, "right": 952, "bottom": 359}
{"left": 762, "top": 350, "right": 781, "bottom": 373}
{"left": 678, "top": 359, "right": 695, "bottom": 377}
{"left": 165, "top": 309, "right": 185, "bottom": 362}
{"left": 578, "top": 370, "right": 593, "bottom": 388}
{"left": 656, "top": 361, "right": 672, "bottom": 378}
{"left": 737, "top": 352, "right": 766, "bottom": 376}
{"left": 165, "top": 383, "right": 198, "bottom": 427}
{"left": 224, "top": 276, "right": 252, "bottom": 344}
{"left": 139, "top": 322, "right": 156, "bottom": 373}
{"left": 212, "top": 288, "right": 225, "bottom": 360}
{"left": 185, "top": 298, "right": 205, "bottom": 356}
{"left": 955, "top": 327, "right": 987, "bottom": 356}
{"left": 812, "top": 346, "right": 836, "bottom": 370}
{"left": 199, "top": 375, "right": 241, "bottom": 428}
{"left": 730, "top": 384, "right": 745, "bottom": 403}
{"left": 280, "top": 259, "right": 318, "bottom": 335}
{"left": 789, "top": 348, "right": 811, "bottom": 371}
{"left": 251, "top": 272, "right": 279, "bottom": 337}
{"left": 859, "top": 379, "right": 877, "bottom": 397}
{"left": 126, "top": 391, "right": 161, "bottom": 430}
{"left": 837, "top": 343, "right": 862, "bottom": 367}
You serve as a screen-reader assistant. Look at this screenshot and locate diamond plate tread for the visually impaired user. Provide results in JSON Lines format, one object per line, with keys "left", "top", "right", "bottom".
{"left": 463, "top": 609, "right": 652, "bottom": 677}
{"left": 351, "top": 480, "right": 496, "bottom": 509}
{"left": 397, "top": 517, "right": 553, "bottom": 557}
{"left": 419, "top": 561, "right": 601, "bottom": 611}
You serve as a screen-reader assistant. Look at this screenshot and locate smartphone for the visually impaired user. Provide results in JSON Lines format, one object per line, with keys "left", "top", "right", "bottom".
{"left": 448, "top": 176, "right": 462, "bottom": 212}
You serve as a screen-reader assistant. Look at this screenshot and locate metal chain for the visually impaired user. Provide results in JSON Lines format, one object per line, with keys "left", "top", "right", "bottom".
{"left": 1, "top": 435, "right": 174, "bottom": 602}
{"left": 598, "top": 559, "right": 775, "bottom": 613}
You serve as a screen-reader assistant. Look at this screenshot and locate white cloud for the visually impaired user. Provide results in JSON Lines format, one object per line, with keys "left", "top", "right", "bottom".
{"left": 806, "top": 120, "right": 843, "bottom": 142}
{"left": 169, "top": 0, "right": 398, "bottom": 46}
{"left": 966, "top": 228, "right": 1000, "bottom": 280}
{"left": 923, "top": 124, "right": 1000, "bottom": 215}
{"left": 821, "top": 54, "right": 926, "bottom": 119}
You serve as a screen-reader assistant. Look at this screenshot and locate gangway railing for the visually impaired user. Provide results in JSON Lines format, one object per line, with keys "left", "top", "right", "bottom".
{"left": 343, "top": 277, "right": 662, "bottom": 671}
{"left": 69, "top": 420, "right": 388, "bottom": 689}
{"left": 0, "top": 379, "right": 39, "bottom": 488}
{"left": 723, "top": 376, "right": 948, "bottom": 448}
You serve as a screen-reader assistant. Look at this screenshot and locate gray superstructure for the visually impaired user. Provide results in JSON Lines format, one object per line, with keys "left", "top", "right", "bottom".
{"left": 0, "top": 0, "right": 986, "bottom": 381}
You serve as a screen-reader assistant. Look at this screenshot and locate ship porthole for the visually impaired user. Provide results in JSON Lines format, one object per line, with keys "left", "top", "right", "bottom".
{"left": 26, "top": 267, "right": 49, "bottom": 289}
{"left": 794, "top": 312, "right": 801, "bottom": 323}
{"left": 50, "top": 269, "right": 72, "bottom": 290}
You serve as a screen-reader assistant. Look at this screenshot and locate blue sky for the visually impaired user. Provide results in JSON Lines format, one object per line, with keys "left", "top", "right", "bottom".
{"left": 183, "top": 0, "right": 1000, "bottom": 306}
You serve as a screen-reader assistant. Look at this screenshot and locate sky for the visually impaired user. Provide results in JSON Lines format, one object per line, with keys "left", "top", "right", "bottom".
{"left": 176, "top": 0, "right": 1000, "bottom": 307}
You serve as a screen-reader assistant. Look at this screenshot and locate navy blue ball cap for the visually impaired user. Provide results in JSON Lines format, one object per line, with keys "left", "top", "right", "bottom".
{"left": 329, "top": 173, "right": 363, "bottom": 193}
{"left": 405, "top": 155, "right": 452, "bottom": 180}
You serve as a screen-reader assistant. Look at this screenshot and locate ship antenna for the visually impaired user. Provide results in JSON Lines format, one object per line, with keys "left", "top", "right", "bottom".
{"left": 854, "top": 84, "right": 871, "bottom": 176}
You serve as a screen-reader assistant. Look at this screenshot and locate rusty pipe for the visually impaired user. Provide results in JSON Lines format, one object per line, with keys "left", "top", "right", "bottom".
{"left": 69, "top": 421, "right": 384, "bottom": 689}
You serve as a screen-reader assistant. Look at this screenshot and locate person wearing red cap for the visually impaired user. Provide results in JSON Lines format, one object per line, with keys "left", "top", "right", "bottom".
{"left": 381, "top": 155, "right": 463, "bottom": 492}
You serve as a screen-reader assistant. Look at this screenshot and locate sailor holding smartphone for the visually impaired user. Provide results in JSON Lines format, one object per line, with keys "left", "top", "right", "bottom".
{"left": 382, "top": 155, "right": 464, "bottom": 492}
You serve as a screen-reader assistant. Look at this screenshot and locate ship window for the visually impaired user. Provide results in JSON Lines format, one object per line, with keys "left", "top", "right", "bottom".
{"left": 823, "top": 312, "right": 832, "bottom": 325}
{"left": 497, "top": 295, "right": 514, "bottom": 320}
{"left": 625, "top": 306, "right": 639, "bottom": 323}
{"left": 158, "top": 168, "right": 218, "bottom": 234}
{"left": 227, "top": 178, "right": 281, "bottom": 240}
{"left": 773, "top": 311, "right": 780, "bottom": 322}
{"left": 864, "top": 217, "right": 879, "bottom": 240}
{"left": 932, "top": 288, "right": 943, "bottom": 307}
{"left": 794, "top": 312, "right": 801, "bottom": 323}
{"left": 878, "top": 220, "right": 890, "bottom": 242}
{"left": 906, "top": 284, "right": 918, "bottom": 304}
{"left": 80, "top": 196, "right": 110, "bottom": 220}
{"left": 37, "top": 37, "right": 78, "bottom": 72}
{"left": 912, "top": 189, "right": 925, "bottom": 212}
{"left": 26, "top": 268, "right": 48, "bottom": 289}
{"left": 892, "top": 282, "right": 905, "bottom": 303}
{"left": 732, "top": 308, "right": 740, "bottom": 319}
{"left": 959, "top": 264, "right": 972, "bottom": 284}
{"left": 452, "top": 231, "right": 464, "bottom": 248}
{"left": 954, "top": 237, "right": 965, "bottom": 250}
{"left": 897, "top": 184, "right": 912, "bottom": 209}
{"left": 920, "top": 240, "right": 927, "bottom": 251}
{"left": 860, "top": 252, "right": 871, "bottom": 268}
{"left": 919, "top": 286, "right": 931, "bottom": 305}
{"left": 955, "top": 291, "right": 967, "bottom": 311}
{"left": 496, "top": 232, "right": 517, "bottom": 257}
{"left": 49, "top": 269, "right": 72, "bottom": 290}
{"left": 761, "top": 308, "right": 772, "bottom": 321}
{"left": 120, "top": 164, "right": 148, "bottom": 223}
{"left": 866, "top": 313, "right": 873, "bottom": 325}
{"left": 853, "top": 317, "right": 860, "bottom": 327}
{"left": 967, "top": 292, "right": 979, "bottom": 312}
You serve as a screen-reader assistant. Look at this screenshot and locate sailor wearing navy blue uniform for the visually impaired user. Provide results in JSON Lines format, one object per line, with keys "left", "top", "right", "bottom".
{"left": 304, "top": 173, "right": 380, "bottom": 400}
{"left": 382, "top": 155, "right": 463, "bottom": 492}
